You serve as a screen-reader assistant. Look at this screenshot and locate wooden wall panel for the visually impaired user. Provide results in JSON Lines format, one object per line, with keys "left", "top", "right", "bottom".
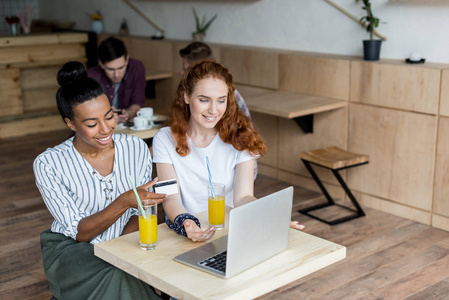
{"left": 145, "top": 78, "right": 174, "bottom": 115}
{"left": 220, "top": 47, "right": 278, "bottom": 89}
{"left": 22, "top": 88, "right": 58, "bottom": 112}
{"left": 277, "top": 107, "right": 348, "bottom": 183}
{"left": 432, "top": 214, "right": 449, "bottom": 232}
{"left": 350, "top": 61, "right": 440, "bottom": 114}
{"left": 0, "top": 33, "right": 87, "bottom": 48}
{"left": 129, "top": 38, "right": 172, "bottom": 72}
{"left": 0, "top": 68, "right": 22, "bottom": 116}
{"left": 433, "top": 116, "right": 449, "bottom": 217}
{"left": 279, "top": 54, "right": 350, "bottom": 100}
{"left": 0, "top": 115, "right": 66, "bottom": 139}
{"left": 440, "top": 69, "right": 449, "bottom": 117}
{"left": 257, "top": 164, "right": 278, "bottom": 179}
{"left": 250, "top": 112, "right": 278, "bottom": 168}
{"left": 172, "top": 41, "right": 189, "bottom": 74}
{"left": 278, "top": 170, "right": 346, "bottom": 201}
{"left": 348, "top": 103, "right": 437, "bottom": 211}
{"left": 359, "top": 193, "right": 431, "bottom": 225}
{"left": 20, "top": 67, "right": 59, "bottom": 90}
{"left": 0, "top": 44, "right": 85, "bottom": 65}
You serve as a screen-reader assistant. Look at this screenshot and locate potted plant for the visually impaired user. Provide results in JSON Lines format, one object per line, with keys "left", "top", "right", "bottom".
{"left": 119, "top": 18, "right": 129, "bottom": 36}
{"left": 355, "top": 0, "right": 382, "bottom": 61}
{"left": 91, "top": 11, "right": 104, "bottom": 34}
{"left": 192, "top": 8, "right": 218, "bottom": 42}
{"left": 5, "top": 16, "right": 20, "bottom": 36}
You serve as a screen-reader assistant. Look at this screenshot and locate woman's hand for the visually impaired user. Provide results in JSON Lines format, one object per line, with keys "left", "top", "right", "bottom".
{"left": 184, "top": 220, "right": 216, "bottom": 242}
{"left": 290, "top": 221, "right": 305, "bottom": 230}
{"left": 123, "top": 178, "right": 166, "bottom": 209}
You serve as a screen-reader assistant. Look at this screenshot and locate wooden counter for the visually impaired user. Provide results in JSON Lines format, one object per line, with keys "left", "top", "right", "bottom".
{"left": 0, "top": 33, "right": 87, "bottom": 117}
{"left": 237, "top": 85, "right": 347, "bottom": 133}
{"left": 0, "top": 33, "right": 87, "bottom": 138}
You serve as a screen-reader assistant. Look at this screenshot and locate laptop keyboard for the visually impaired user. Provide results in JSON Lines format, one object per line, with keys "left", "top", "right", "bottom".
{"left": 198, "top": 251, "right": 227, "bottom": 273}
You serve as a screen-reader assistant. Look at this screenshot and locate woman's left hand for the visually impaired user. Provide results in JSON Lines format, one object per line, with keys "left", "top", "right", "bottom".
{"left": 290, "top": 221, "right": 305, "bottom": 230}
{"left": 184, "top": 220, "right": 216, "bottom": 242}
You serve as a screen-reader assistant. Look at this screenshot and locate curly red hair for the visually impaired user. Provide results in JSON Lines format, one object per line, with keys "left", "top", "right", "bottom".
{"left": 168, "top": 60, "right": 267, "bottom": 157}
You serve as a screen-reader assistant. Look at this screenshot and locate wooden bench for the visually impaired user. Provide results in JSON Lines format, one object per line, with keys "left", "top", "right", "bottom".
{"left": 299, "top": 146, "right": 369, "bottom": 225}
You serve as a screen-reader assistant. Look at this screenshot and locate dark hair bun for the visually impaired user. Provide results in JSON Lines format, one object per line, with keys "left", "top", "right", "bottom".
{"left": 57, "top": 61, "right": 87, "bottom": 87}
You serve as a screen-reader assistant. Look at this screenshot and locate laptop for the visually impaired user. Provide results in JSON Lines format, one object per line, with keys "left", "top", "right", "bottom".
{"left": 174, "top": 186, "right": 294, "bottom": 279}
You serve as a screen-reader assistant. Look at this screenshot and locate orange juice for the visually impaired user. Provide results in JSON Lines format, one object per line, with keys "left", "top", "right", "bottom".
{"left": 208, "top": 195, "right": 225, "bottom": 226}
{"left": 139, "top": 214, "right": 158, "bottom": 245}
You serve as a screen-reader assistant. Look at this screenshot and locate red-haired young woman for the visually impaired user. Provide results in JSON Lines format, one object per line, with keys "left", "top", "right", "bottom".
{"left": 153, "top": 61, "right": 303, "bottom": 243}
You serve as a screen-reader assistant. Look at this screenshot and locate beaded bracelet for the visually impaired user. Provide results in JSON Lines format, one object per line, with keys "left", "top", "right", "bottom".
{"left": 165, "top": 213, "right": 201, "bottom": 237}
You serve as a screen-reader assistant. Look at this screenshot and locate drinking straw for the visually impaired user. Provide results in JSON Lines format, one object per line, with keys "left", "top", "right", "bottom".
{"left": 206, "top": 156, "right": 215, "bottom": 199}
{"left": 128, "top": 175, "right": 146, "bottom": 219}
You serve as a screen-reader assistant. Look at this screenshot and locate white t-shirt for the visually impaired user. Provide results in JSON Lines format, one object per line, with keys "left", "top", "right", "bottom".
{"left": 153, "top": 127, "right": 255, "bottom": 214}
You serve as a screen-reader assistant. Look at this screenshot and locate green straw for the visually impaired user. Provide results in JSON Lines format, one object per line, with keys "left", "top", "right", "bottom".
{"left": 128, "top": 175, "right": 147, "bottom": 219}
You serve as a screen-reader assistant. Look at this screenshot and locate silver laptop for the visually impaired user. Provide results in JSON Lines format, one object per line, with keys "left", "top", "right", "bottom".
{"left": 174, "top": 186, "right": 293, "bottom": 279}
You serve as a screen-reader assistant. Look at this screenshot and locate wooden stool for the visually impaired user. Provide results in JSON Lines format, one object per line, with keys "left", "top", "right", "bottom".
{"left": 299, "top": 146, "right": 369, "bottom": 225}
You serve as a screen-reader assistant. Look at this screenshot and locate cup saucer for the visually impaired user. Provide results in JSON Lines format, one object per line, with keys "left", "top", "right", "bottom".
{"left": 130, "top": 125, "right": 153, "bottom": 131}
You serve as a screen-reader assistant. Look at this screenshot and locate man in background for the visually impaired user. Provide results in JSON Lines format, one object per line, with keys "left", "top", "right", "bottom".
{"left": 88, "top": 37, "right": 146, "bottom": 124}
{"left": 179, "top": 42, "right": 251, "bottom": 120}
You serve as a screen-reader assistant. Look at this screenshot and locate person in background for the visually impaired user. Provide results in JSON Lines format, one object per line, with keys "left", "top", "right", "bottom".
{"left": 88, "top": 37, "right": 146, "bottom": 124}
{"left": 153, "top": 60, "right": 304, "bottom": 243}
{"left": 34, "top": 61, "right": 165, "bottom": 299}
{"left": 179, "top": 42, "right": 251, "bottom": 120}
{"left": 179, "top": 41, "right": 258, "bottom": 178}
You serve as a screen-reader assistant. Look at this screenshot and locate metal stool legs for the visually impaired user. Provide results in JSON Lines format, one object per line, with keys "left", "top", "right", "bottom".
{"left": 299, "top": 159, "right": 366, "bottom": 225}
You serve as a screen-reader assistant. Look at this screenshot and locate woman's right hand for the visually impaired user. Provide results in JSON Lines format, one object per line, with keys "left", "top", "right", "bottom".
{"left": 124, "top": 178, "right": 166, "bottom": 209}
{"left": 184, "top": 220, "right": 216, "bottom": 242}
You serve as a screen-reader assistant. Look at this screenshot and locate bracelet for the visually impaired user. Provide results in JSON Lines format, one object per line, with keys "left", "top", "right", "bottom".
{"left": 165, "top": 213, "right": 201, "bottom": 237}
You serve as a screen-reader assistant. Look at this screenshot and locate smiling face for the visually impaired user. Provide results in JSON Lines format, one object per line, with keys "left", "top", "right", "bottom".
{"left": 100, "top": 55, "right": 128, "bottom": 84}
{"left": 65, "top": 94, "right": 116, "bottom": 151}
{"left": 184, "top": 77, "right": 228, "bottom": 132}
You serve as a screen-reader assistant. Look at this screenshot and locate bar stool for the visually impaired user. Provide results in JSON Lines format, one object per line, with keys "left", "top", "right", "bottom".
{"left": 299, "top": 146, "right": 369, "bottom": 225}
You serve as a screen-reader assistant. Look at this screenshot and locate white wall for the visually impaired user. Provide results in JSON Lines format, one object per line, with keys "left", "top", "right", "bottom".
{"left": 38, "top": 0, "right": 449, "bottom": 64}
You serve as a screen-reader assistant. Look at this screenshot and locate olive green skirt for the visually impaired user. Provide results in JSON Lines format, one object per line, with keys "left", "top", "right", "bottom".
{"left": 40, "top": 229, "right": 160, "bottom": 300}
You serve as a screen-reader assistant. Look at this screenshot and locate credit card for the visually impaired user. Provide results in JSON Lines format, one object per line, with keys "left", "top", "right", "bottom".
{"left": 154, "top": 179, "right": 178, "bottom": 195}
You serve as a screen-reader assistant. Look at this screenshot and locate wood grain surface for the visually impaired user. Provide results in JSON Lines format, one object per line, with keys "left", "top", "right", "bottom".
{"left": 2, "top": 130, "right": 449, "bottom": 299}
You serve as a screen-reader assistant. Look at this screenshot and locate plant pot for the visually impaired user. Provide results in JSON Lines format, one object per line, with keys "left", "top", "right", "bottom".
{"left": 363, "top": 40, "right": 382, "bottom": 61}
{"left": 192, "top": 32, "right": 205, "bottom": 42}
{"left": 92, "top": 20, "right": 104, "bottom": 34}
{"left": 119, "top": 28, "right": 129, "bottom": 36}
{"left": 10, "top": 23, "right": 17, "bottom": 36}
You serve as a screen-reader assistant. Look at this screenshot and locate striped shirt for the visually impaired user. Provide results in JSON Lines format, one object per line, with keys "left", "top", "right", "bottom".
{"left": 235, "top": 89, "right": 251, "bottom": 120}
{"left": 33, "top": 134, "right": 152, "bottom": 244}
{"left": 235, "top": 89, "right": 258, "bottom": 179}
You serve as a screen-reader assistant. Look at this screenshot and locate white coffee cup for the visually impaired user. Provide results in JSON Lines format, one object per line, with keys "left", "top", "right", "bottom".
{"left": 137, "top": 107, "right": 153, "bottom": 120}
{"left": 134, "top": 116, "right": 148, "bottom": 129}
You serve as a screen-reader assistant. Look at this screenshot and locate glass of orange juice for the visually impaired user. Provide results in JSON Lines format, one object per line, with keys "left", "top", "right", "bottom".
{"left": 208, "top": 183, "right": 225, "bottom": 229}
{"left": 139, "top": 200, "right": 158, "bottom": 250}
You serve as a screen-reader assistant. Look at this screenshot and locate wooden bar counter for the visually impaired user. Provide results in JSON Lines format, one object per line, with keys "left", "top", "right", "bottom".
{"left": 0, "top": 33, "right": 88, "bottom": 138}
